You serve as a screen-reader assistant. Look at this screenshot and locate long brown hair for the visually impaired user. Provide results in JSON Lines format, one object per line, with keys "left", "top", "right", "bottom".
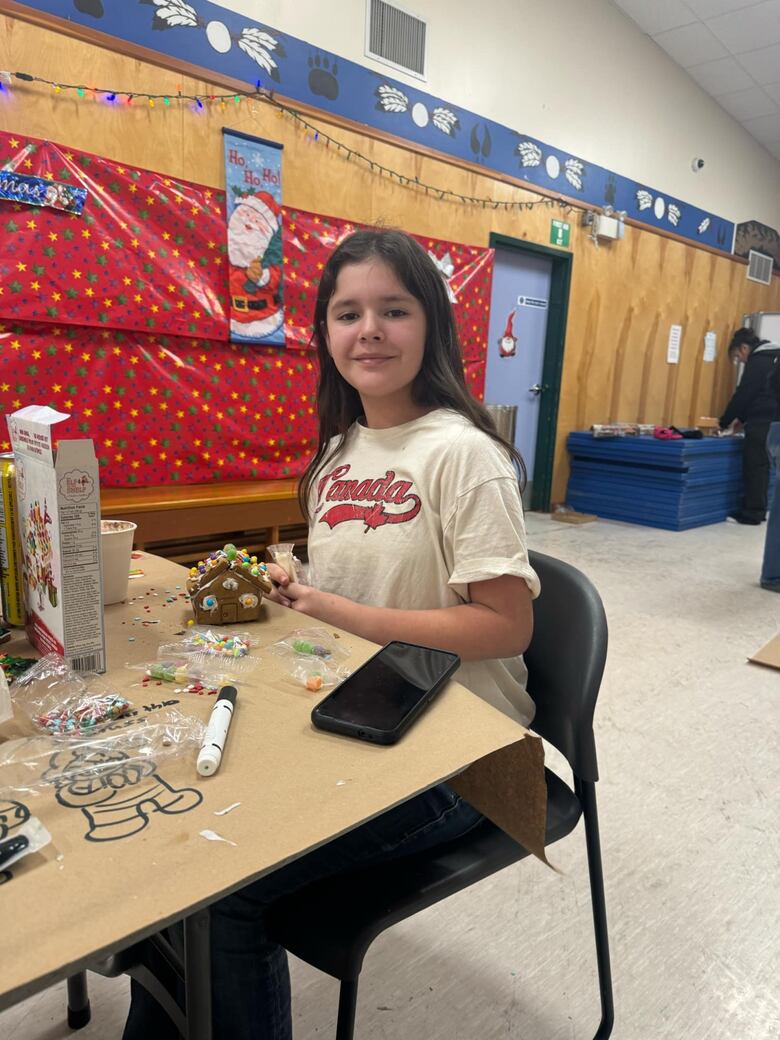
{"left": 298, "top": 228, "right": 527, "bottom": 520}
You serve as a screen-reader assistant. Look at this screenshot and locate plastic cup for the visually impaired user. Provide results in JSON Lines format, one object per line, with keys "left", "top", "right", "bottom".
{"left": 267, "top": 542, "right": 297, "bottom": 582}
{"left": 100, "top": 520, "right": 137, "bottom": 605}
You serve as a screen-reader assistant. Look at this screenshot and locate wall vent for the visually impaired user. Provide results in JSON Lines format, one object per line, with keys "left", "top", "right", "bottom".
{"left": 746, "top": 249, "right": 773, "bottom": 285}
{"left": 366, "top": 0, "right": 427, "bottom": 80}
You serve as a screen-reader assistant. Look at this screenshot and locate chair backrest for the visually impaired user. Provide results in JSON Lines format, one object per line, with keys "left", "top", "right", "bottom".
{"left": 525, "top": 550, "right": 608, "bottom": 783}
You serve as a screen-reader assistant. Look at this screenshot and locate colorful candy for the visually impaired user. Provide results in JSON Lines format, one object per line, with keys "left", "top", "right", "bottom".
{"left": 191, "top": 545, "right": 270, "bottom": 581}
{"left": 0, "top": 654, "right": 38, "bottom": 680}
{"left": 147, "top": 662, "right": 190, "bottom": 683}
{"left": 189, "top": 631, "right": 250, "bottom": 657}
{"left": 36, "top": 693, "right": 131, "bottom": 734}
{"left": 292, "top": 639, "right": 330, "bottom": 659}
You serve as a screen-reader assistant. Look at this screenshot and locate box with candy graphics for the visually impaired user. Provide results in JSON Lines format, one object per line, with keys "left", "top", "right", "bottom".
{"left": 186, "top": 544, "right": 273, "bottom": 625}
{"left": 7, "top": 406, "right": 105, "bottom": 672}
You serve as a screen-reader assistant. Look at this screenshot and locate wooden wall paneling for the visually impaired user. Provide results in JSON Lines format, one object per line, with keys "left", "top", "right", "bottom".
{"left": 675, "top": 246, "right": 710, "bottom": 426}
{"left": 619, "top": 227, "right": 664, "bottom": 425}
{"left": 2, "top": 12, "right": 779, "bottom": 507}
{"left": 697, "top": 256, "right": 739, "bottom": 421}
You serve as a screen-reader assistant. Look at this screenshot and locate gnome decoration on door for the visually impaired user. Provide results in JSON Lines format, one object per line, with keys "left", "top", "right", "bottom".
{"left": 228, "top": 190, "right": 284, "bottom": 344}
{"left": 498, "top": 309, "right": 517, "bottom": 357}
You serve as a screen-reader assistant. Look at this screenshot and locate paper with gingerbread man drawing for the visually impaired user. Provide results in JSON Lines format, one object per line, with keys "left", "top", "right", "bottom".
{"left": 223, "top": 129, "right": 285, "bottom": 345}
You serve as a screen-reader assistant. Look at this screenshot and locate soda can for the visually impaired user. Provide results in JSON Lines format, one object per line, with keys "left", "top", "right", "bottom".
{"left": 0, "top": 452, "right": 25, "bottom": 625}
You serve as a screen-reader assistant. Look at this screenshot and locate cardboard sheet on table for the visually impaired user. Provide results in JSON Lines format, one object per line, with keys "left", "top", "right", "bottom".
{"left": 0, "top": 552, "right": 547, "bottom": 1007}
{"left": 748, "top": 631, "right": 780, "bottom": 671}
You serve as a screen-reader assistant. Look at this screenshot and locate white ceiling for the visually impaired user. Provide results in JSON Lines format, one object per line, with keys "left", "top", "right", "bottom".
{"left": 612, "top": 0, "right": 780, "bottom": 162}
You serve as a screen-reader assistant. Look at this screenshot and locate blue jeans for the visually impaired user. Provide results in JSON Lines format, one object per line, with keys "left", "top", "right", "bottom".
{"left": 122, "top": 784, "right": 482, "bottom": 1040}
{"left": 761, "top": 423, "right": 780, "bottom": 588}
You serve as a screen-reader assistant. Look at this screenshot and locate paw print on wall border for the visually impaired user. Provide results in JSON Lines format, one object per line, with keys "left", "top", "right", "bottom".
{"left": 469, "top": 122, "right": 492, "bottom": 160}
{"left": 308, "top": 53, "right": 339, "bottom": 101}
{"left": 74, "top": 0, "right": 104, "bottom": 14}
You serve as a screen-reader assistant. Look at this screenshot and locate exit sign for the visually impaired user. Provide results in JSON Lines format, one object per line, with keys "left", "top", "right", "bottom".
{"left": 550, "top": 219, "right": 570, "bottom": 247}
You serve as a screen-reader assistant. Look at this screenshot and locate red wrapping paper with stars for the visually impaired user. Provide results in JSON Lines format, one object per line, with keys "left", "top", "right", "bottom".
{"left": 0, "top": 131, "right": 494, "bottom": 486}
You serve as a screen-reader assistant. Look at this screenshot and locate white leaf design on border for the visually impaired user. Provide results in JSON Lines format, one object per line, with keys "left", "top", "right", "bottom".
{"left": 375, "top": 84, "right": 409, "bottom": 113}
{"left": 564, "top": 158, "right": 584, "bottom": 191}
{"left": 432, "top": 108, "right": 459, "bottom": 135}
{"left": 667, "top": 204, "right": 681, "bottom": 227}
{"left": 697, "top": 217, "right": 711, "bottom": 235}
{"left": 636, "top": 190, "right": 653, "bottom": 211}
{"left": 238, "top": 28, "right": 281, "bottom": 76}
{"left": 149, "top": 0, "right": 199, "bottom": 27}
{"left": 516, "top": 141, "right": 542, "bottom": 167}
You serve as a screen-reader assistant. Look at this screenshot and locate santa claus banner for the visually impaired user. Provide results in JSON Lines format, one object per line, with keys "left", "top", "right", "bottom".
{"left": 223, "top": 129, "right": 284, "bottom": 346}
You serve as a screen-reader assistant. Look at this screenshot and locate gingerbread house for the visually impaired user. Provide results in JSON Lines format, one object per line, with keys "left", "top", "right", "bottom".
{"left": 187, "top": 557, "right": 273, "bottom": 624}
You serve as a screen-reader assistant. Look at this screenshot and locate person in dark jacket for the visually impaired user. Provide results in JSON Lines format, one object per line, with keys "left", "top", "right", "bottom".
{"left": 760, "top": 358, "right": 780, "bottom": 590}
{"left": 719, "top": 328, "right": 780, "bottom": 524}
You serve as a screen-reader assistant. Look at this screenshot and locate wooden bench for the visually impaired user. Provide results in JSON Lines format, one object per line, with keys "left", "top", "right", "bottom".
{"left": 101, "top": 479, "right": 306, "bottom": 565}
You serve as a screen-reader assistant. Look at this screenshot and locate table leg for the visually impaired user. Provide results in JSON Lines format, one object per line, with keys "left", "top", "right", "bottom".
{"left": 183, "top": 909, "right": 211, "bottom": 1040}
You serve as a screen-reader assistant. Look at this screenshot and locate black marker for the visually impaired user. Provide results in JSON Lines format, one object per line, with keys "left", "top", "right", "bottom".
{"left": 197, "top": 685, "right": 238, "bottom": 777}
{"left": 0, "top": 835, "right": 29, "bottom": 868}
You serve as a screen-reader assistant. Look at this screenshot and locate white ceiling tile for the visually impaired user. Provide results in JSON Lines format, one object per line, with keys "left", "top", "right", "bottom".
{"left": 717, "top": 85, "right": 779, "bottom": 118}
{"left": 653, "top": 21, "right": 730, "bottom": 65}
{"left": 687, "top": 55, "right": 756, "bottom": 92}
{"left": 612, "top": 0, "right": 696, "bottom": 35}
{"left": 738, "top": 42, "right": 780, "bottom": 84}
{"left": 685, "top": 0, "right": 764, "bottom": 16}
{"left": 741, "top": 110, "right": 780, "bottom": 139}
{"left": 763, "top": 80, "right": 780, "bottom": 102}
{"left": 707, "top": 0, "right": 780, "bottom": 53}
{"left": 757, "top": 135, "right": 780, "bottom": 157}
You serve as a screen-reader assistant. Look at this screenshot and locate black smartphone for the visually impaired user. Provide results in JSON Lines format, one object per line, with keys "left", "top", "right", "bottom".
{"left": 311, "top": 641, "right": 460, "bottom": 745}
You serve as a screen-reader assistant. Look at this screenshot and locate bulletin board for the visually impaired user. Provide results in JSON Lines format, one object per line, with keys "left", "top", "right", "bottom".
{"left": 0, "top": 130, "right": 494, "bottom": 486}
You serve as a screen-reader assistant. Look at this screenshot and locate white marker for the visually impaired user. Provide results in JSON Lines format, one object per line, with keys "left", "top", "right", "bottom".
{"left": 197, "top": 685, "right": 238, "bottom": 777}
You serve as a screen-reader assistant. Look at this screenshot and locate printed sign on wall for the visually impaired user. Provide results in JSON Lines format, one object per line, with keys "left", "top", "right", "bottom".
{"left": 223, "top": 129, "right": 284, "bottom": 346}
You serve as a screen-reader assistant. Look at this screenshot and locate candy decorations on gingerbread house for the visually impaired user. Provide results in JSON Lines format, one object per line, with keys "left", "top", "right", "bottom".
{"left": 187, "top": 545, "right": 273, "bottom": 624}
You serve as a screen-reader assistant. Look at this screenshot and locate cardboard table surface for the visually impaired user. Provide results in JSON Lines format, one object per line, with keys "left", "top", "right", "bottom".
{"left": 0, "top": 553, "right": 546, "bottom": 1008}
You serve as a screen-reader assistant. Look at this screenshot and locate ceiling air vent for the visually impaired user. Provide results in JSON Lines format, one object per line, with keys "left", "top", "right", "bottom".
{"left": 746, "top": 249, "right": 773, "bottom": 285}
{"left": 366, "top": 0, "right": 427, "bottom": 80}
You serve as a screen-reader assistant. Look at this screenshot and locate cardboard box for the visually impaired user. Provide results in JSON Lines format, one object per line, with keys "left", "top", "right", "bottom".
{"left": 7, "top": 406, "right": 105, "bottom": 672}
{"left": 748, "top": 632, "right": 780, "bottom": 671}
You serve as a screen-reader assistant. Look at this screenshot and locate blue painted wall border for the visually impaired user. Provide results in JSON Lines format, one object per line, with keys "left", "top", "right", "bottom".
{"left": 8, "top": 0, "right": 734, "bottom": 253}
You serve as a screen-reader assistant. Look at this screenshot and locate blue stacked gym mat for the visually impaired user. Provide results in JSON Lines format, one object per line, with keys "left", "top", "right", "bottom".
{"left": 566, "top": 433, "right": 743, "bottom": 530}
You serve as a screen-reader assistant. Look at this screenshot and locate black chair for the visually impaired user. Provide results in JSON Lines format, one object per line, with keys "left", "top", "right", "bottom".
{"left": 65, "top": 907, "right": 211, "bottom": 1038}
{"left": 266, "top": 550, "right": 614, "bottom": 1039}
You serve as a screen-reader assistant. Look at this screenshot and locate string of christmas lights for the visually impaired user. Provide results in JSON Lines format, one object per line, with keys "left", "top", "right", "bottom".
{"left": 0, "top": 69, "right": 576, "bottom": 215}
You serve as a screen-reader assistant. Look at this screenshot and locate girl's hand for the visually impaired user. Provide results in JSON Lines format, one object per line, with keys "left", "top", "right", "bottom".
{"left": 278, "top": 581, "right": 325, "bottom": 617}
{"left": 265, "top": 562, "right": 292, "bottom": 605}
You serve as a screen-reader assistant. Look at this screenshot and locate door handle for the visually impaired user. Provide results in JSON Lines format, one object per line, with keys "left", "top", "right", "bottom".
{"left": 528, "top": 384, "right": 545, "bottom": 396}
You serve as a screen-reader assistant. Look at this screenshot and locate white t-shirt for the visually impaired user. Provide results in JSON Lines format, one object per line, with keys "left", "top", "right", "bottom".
{"left": 307, "top": 408, "right": 540, "bottom": 726}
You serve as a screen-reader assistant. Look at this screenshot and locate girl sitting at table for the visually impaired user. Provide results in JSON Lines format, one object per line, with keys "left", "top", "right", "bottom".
{"left": 124, "top": 228, "right": 539, "bottom": 1040}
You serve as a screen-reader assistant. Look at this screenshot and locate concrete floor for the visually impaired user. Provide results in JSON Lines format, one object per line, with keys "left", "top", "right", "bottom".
{"left": 2, "top": 515, "right": 778, "bottom": 1039}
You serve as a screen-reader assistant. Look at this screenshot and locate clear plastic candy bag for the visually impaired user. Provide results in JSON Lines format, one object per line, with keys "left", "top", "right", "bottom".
{"left": 270, "top": 644, "right": 350, "bottom": 692}
{"left": 11, "top": 653, "right": 132, "bottom": 736}
{"left": 267, "top": 627, "right": 349, "bottom": 663}
{"left": 128, "top": 651, "right": 258, "bottom": 689}
{"left": 160, "top": 627, "right": 258, "bottom": 659}
{"left": 0, "top": 708, "right": 205, "bottom": 796}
